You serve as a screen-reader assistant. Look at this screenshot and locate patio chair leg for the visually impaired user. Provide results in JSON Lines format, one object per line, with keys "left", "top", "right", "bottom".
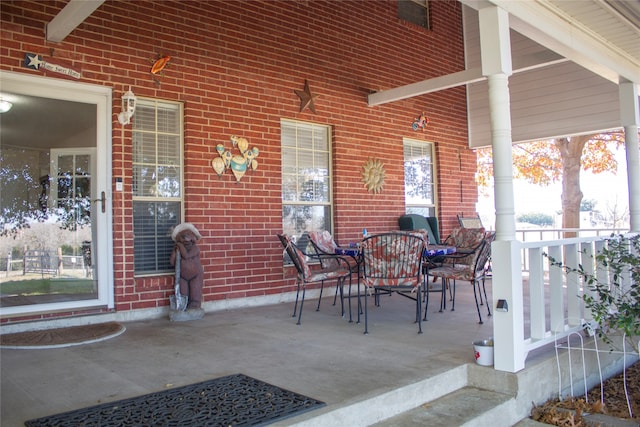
{"left": 356, "top": 283, "right": 363, "bottom": 324}
{"left": 423, "top": 284, "right": 429, "bottom": 321}
{"left": 450, "top": 279, "right": 456, "bottom": 312}
{"left": 339, "top": 277, "right": 345, "bottom": 317}
{"left": 417, "top": 287, "right": 423, "bottom": 334}
{"left": 482, "top": 278, "right": 491, "bottom": 317}
{"left": 347, "top": 277, "right": 355, "bottom": 323}
{"left": 316, "top": 281, "right": 325, "bottom": 311}
{"left": 363, "top": 287, "right": 369, "bottom": 334}
{"left": 297, "top": 287, "right": 306, "bottom": 325}
{"left": 292, "top": 279, "right": 302, "bottom": 318}
{"left": 472, "top": 280, "right": 483, "bottom": 324}
{"left": 333, "top": 282, "right": 339, "bottom": 306}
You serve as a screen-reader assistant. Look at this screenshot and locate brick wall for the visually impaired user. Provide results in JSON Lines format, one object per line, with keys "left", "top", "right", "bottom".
{"left": 0, "top": 0, "right": 477, "bottom": 321}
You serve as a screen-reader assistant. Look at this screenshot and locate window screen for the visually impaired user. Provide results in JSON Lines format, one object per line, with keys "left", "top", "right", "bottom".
{"left": 281, "top": 119, "right": 332, "bottom": 249}
{"left": 398, "top": 0, "right": 430, "bottom": 30}
{"left": 132, "top": 99, "right": 183, "bottom": 275}
{"left": 404, "top": 139, "right": 436, "bottom": 217}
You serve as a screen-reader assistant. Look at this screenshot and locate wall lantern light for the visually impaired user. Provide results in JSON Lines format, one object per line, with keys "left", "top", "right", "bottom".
{"left": 117, "top": 87, "right": 137, "bottom": 125}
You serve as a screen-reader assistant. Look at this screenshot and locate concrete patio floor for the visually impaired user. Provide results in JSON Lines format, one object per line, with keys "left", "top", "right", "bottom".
{"left": 1, "top": 284, "right": 554, "bottom": 426}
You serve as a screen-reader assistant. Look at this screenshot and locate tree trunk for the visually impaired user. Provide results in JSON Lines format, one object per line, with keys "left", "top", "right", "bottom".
{"left": 555, "top": 136, "right": 589, "bottom": 238}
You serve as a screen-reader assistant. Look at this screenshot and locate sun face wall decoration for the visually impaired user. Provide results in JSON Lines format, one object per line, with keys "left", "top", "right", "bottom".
{"left": 361, "top": 158, "right": 386, "bottom": 194}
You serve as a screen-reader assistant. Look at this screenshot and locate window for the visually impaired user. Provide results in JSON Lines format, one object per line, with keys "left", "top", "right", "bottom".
{"left": 398, "top": 0, "right": 430, "bottom": 30}
{"left": 404, "top": 139, "right": 436, "bottom": 217}
{"left": 132, "top": 99, "right": 183, "bottom": 275}
{"left": 281, "top": 119, "right": 332, "bottom": 248}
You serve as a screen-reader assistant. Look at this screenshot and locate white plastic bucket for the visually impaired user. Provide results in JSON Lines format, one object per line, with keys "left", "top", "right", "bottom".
{"left": 473, "top": 338, "right": 494, "bottom": 366}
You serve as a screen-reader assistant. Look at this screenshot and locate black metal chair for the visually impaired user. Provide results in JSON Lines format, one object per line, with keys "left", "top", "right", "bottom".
{"left": 428, "top": 231, "right": 495, "bottom": 324}
{"left": 277, "top": 234, "right": 353, "bottom": 325}
{"left": 308, "top": 230, "right": 362, "bottom": 321}
{"left": 457, "top": 213, "right": 483, "bottom": 229}
{"left": 360, "top": 232, "right": 425, "bottom": 334}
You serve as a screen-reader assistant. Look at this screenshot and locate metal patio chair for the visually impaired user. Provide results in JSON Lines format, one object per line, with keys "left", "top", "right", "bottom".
{"left": 308, "top": 230, "right": 361, "bottom": 321}
{"left": 457, "top": 213, "right": 483, "bottom": 229}
{"left": 361, "top": 232, "right": 425, "bottom": 334}
{"left": 277, "top": 234, "right": 353, "bottom": 325}
{"left": 428, "top": 230, "right": 495, "bottom": 324}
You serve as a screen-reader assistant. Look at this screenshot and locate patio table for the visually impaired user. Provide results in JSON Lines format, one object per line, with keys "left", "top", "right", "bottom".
{"left": 335, "top": 243, "right": 458, "bottom": 323}
{"left": 424, "top": 245, "right": 456, "bottom": 257}
{"left": 336, "top": 244, "right": 456, "bottom": 258}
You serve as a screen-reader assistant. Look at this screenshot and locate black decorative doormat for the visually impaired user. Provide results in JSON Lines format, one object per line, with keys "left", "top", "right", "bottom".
{"left": 24, "top": 374, "right": 326, "bottom": 427}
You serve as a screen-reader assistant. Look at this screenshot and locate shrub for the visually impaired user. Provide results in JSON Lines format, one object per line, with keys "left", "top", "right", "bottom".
{"left": 517, "top": 212, "right": 554, "bottom": 226}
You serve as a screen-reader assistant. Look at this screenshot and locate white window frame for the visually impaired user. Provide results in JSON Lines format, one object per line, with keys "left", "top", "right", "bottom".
{"left": 281, "top": 119, "right": 333, "bottom": 247}
{"left": 404, "top": 138, "right": 437, "bottom": 217}
{"left": 132, "top": 98, "right": 184, "bottom": 276}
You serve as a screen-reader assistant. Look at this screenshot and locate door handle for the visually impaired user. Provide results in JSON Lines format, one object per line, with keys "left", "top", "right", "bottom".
{"left": 93, "top": 191, "right": 106, "bottom": 213}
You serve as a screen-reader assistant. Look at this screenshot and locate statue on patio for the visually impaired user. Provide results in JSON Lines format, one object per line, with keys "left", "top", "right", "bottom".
{"left": 169, "top": 222, "right": 205, "bottom": 321}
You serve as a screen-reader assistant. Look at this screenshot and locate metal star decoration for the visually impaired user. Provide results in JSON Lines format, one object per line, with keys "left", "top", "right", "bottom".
{"left": 294, "top": 80, "right": 319, "bottom": 113}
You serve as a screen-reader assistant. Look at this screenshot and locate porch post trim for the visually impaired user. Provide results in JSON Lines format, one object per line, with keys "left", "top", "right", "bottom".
{"left": 480, "top": 5, "right": 525, "bottom": 372}
{"left": 619, "top": 81, "right": 640, "bottom": 232}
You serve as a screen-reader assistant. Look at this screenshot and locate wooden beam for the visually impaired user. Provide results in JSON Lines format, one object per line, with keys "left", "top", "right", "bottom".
{"left": 367, "top": 51, "right": 568, "bottom": 107}
{"left": 368, "top": 68, "right": 483, "bottom": 106}
{"left": 46, "top": 0, "right": 104, "bottom": 43}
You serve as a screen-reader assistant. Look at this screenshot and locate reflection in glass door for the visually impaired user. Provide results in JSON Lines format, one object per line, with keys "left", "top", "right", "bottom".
{"left": 0, "top": 148, "right": 98, "bottom": 309}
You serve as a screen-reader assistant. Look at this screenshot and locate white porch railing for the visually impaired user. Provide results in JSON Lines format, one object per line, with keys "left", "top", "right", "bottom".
{"left": 491, "top": 229, "right": 637, "bottom": 372}
{"left": 516, "top": 228, "right": 623, "bottom": 272}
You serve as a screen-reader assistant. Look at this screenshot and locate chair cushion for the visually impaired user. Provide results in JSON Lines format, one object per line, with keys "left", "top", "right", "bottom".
{"left": 292, "top": 245, "right": 312, "bottom": 278}
{"left": 448, "top": 227, "right": 485, "bottom": 249}
{"left": 429, "top": 265, "right": 475, "bottom": 282}
{"left": 362, "top": 235, "right": 422, "bottom": 289}
{"left": 309, "top": 230, "right": 336, "bottom": 253}
{"left": 309, "top": 230, "right": 359, "bottom": 271}
{"left": 308, "top": 266, "right": 351, "bottom": 282}
{"left": 280, "top": 234, "right": 312, "bottom": 278}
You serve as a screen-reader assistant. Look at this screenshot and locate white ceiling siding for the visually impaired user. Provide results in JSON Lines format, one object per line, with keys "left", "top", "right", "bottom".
{"left": 489, "top": 0, "right": 640, "bottom": 84}
{"left": 464, "top": 5, "right": 630, "bottom": 148}
{"left": 552, "top": 0, "right": 640, "bottom": 62}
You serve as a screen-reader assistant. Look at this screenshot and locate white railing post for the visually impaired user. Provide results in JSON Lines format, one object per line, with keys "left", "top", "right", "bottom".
{"left": 565, "top": 243, "right": 581, "bottom": 327}
{"left": 528, "top": 247, "right": 546, "bottom": 340}
{"left": 492, "top": 239, "right": 526, "bottom": 372}
{"left": 547, "top": 245, "right": 564, "bottom": 333}
{"left": 580, "top": 241, "right": 595, "bottom": 324}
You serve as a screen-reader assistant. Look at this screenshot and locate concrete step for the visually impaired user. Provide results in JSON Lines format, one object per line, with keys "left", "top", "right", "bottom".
{"left": 370, "top": 386, "right": 514, "bottom": 427}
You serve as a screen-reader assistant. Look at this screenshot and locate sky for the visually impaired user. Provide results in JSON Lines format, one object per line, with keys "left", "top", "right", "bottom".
{"left": 476, "top": 148, "right": 630, "bottom": 228}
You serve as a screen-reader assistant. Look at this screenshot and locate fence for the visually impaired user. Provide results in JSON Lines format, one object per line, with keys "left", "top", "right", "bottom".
{"left": 4, "top": 250, "right": 91, "bottom": 278}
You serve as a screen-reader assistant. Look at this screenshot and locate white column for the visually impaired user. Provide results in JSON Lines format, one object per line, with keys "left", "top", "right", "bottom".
{"left": 619, "top": 81, "right": 640, "bottom": 232}
{"left": 479, "top": 6, "right": 516, "bottom": 242}
{"left": 488, "top": 74, "right": 517, "bottom": 241}
{"left": 479, "top": 5, "right": 525, "bottom": 372}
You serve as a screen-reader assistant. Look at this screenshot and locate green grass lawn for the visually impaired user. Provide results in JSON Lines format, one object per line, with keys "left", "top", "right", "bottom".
{"left": 0, "top": 278, "right": 95, "bottom": 296}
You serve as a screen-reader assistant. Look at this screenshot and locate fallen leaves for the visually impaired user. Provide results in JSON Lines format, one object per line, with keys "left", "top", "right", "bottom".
{"left": 530, "top": 360, "right": 639, "bottom": 426}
